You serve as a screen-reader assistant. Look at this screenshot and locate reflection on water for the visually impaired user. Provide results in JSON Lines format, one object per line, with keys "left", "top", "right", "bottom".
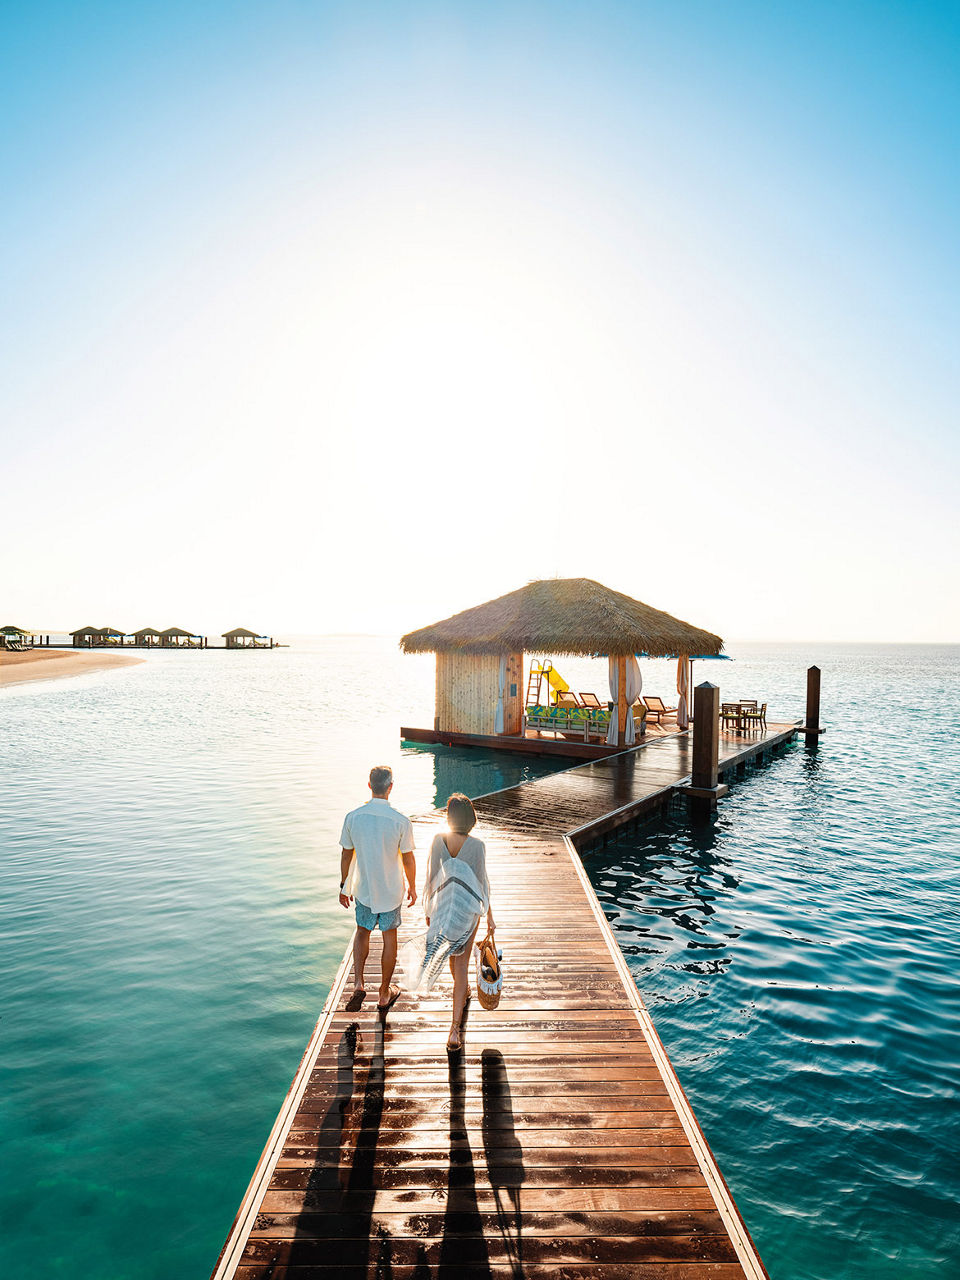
{"left": 584, "top": 812, "right": 742, "bottom": 987}
{"left": 401, "top": 741, "right": 567, "bottom": 811}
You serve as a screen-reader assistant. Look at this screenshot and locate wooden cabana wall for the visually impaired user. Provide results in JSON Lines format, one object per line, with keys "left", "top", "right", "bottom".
{"left": 435, "top": 651, "right": 523, "bottom": 736}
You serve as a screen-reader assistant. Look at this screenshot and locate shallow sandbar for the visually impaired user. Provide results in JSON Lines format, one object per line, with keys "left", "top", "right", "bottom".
{"left": 0, "top": 649, "right": 145, "bottom": 688}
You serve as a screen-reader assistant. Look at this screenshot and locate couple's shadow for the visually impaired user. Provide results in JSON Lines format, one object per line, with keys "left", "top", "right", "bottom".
{"left": 300, "top": 1017, "right": 525, "bottom": 1277}
{"left": 441, "top": 1045, "right": 525, "bottom": 1275}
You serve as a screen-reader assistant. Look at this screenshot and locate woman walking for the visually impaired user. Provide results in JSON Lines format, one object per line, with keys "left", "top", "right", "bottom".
{"left": 410, "top": 793, "right": 495, "bottom": 1052}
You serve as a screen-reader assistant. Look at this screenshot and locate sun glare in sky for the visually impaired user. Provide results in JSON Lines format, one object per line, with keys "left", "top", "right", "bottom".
{"left": 2, "top": 2, "right": 957, "bottom": 640}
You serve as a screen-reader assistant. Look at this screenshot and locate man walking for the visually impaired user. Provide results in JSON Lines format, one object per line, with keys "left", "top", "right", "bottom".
{"left": 339, "top": 765, "right": 416, "bottom": 1010}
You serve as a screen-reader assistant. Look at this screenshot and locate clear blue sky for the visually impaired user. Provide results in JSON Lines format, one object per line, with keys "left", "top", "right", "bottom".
{"left": 2, "top": 2, "right": 957, "bottom": 639}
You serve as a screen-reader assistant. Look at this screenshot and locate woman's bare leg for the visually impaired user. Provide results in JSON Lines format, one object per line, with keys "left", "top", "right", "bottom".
{"left": 447, "top": 922, "right": 479, "bottom": 1049}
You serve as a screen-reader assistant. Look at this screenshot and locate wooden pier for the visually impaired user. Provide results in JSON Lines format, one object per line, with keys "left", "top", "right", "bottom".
{"left": 212, "top": 723, "right": 795, "bottom": 1279}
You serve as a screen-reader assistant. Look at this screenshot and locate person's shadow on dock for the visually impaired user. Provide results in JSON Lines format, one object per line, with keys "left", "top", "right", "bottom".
{"left": 439, "top": 1047, "right": 491, "bottom": 1276}
{"left": 482, "top": 1048, "right": 525, "bottom": 1277}
{"left": 298, "top": 1017, "right": 389, "bottom": 1274}
{"left": 305, "top": 1020, "right": 361, "bottom": 1192}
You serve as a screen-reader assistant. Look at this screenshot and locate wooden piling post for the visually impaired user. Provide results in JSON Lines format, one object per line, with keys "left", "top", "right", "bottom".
{"left": 687, "top": 681, "right": 728, "bottom": 813}
{"left": 804, "top": 665, "right": 821, "bottom": 747}
{"left": 616, "top": 655, "right": 628, "bottom": 748}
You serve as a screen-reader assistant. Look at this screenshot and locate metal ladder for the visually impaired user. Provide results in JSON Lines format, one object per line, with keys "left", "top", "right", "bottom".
{"left": 525, "top": 659, "right": 552, "bottom": 707}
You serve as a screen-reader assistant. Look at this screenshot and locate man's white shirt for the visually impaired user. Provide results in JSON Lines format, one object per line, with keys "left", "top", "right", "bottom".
{"left": 339, "top": 798, "right": 415, "bottom": 913}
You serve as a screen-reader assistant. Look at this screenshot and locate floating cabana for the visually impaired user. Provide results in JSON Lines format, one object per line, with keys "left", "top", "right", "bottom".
{"left": 222, "top": 627, "right": 273, "bottom": 649}
{"left": 400, "top": 577, "right": 723, "bottom": 757}
{"left": 159, "top": 627, "right": 205, "bottom": 649}
{"left": 70, "top": 625, "right": 103, "bottom": 647}
{"left": 133, "top": 627, "right": 162, "bottom": 648}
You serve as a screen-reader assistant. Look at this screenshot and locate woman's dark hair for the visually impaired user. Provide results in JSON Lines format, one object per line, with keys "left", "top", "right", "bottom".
{"left": 446, "top": 792, "right": 476, "bottom": 834}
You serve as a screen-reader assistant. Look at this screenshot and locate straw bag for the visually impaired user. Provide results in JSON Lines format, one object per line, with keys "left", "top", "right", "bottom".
{"left": 475, "top": 928, "right": 502, "bottom": 1010}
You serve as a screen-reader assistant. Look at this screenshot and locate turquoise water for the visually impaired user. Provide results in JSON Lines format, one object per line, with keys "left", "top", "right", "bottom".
{"left": 1, "top": 640, "right": 957, "bottom": 1277}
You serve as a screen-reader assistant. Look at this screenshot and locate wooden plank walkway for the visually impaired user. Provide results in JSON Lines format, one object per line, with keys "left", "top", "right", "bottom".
{"left": 475, "top": 722, "right": 798, "bottom": 845}
{"left": 212, "top": 728, "right": 792, "bottom": 1279}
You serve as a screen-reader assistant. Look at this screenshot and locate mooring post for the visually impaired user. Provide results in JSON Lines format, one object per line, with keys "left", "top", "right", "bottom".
{"left": 804, "top": 665, "right": 822, "bottom": 747}
{"left": 686, "top": 681, "right": 728, "bottom": 815}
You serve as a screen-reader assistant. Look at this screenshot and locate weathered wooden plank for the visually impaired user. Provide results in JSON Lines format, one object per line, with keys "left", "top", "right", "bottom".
{"left": 238, "top": 1266, "right": 742, "bottom": 1280}
{"left": 236, "top": 1265, "right": 747, "bottom": 1280}
{"left": 240, "top": 1234, "right": 741, "bottom": 1266}
{"left": 250, "top": 1208, "right": 728, "bottom": 1239}
{"left": 259, "top": 1187, "right": 718, "bottom": 1213}
{"left": 269, "top": 1164, "right": 710, "bottom": 1189}
{"left": 278, "top": 1145, "right": 705, "bottom": 1170}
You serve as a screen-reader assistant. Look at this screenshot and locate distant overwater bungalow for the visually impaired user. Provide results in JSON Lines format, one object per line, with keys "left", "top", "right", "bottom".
{"left": 63, "top": 624, "right": 275, "bottom": 649}
{"left": 159, "top": 627, "right": 205, "bottom": 649}
{"left": 223, "top": 627, "right": 276, "bottom": 649}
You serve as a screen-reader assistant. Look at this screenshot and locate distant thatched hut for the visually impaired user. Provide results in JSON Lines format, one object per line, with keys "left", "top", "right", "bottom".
{"left": 71, "top": 625, "right": 103, "bottom": 648}
{"left": 223, "top": 627, "right": 272, "bottom": 649}
{"left": 159, "top": 627, "right": 204, "bottom": 649}
{"left": 400, "top": 578, "right": 722, "bottom": 751}
{"left": 133, "top": 627, "right": 162, "bottom": 648}
{"left": 1, "top": 625, "right": 31, "bottom": 650}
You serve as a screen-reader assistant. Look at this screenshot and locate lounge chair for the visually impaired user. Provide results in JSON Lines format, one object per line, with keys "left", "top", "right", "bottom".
{"left": 643, "top": 695, "right": 677, "bottom": 725}
{"left": 555, "top": 691, "right": 581, "bottom": 709}
{"left": 578, "top": 692, "right": 604, "bottom": 709}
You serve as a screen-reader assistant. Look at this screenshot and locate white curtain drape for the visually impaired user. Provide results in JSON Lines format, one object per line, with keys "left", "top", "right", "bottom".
{"left": 494, "top": 654, "right": 507, "bottom": 735}
{"left": 606, "top": 655, "right": 643, "bottom": 745}
{"left": 677, "top": 656, "right": 692, "bottom": 730}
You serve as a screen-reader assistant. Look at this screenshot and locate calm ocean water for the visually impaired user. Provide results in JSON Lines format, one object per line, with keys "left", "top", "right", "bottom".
{"left": 1, "top": 638, "right": 957, "bottom": 1278}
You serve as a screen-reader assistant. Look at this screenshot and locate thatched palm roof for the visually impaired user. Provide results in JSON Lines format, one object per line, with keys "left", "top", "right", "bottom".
{"left": 70, "top": 625, "right": 101, "bottom": 636}
{"left": 223, "top": 627, "right": 259, "bottom": 638}
{"left": 1, "top": 625, "right": 28, "bottom": 634}
{"left": 400, "top": 578, "right": 723, "bottom": 658}
{"left": 133, "top": 627, "right": 161, "bottom": 637}
{"left": 160, "top": 627, "right": 195, "bottom": 638}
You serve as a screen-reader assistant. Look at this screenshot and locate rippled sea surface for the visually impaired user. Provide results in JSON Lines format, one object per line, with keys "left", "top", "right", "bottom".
{"left": 1, "top": 639, "right": 957, "bottom": 1278}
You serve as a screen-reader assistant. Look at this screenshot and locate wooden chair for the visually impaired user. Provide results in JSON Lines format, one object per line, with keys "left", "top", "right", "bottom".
{"left": 579, "top": 692, "right": 604, "bottom": 709}
{"left": 720, "top": 702, "right": 741, "bottom": 730}
{"left": 555, "top": 691, "right": 581, "bottom": 709}
{"left": 643, "top": 695, "right": 677, "bottom": 725}
{"left": 741, "top": 703, "right": 767, "bottom": 730}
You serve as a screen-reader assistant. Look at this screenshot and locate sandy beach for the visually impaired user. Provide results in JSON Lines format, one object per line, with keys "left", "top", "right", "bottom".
{"left": 0, "top": 648, "right": 145, "bottom": 688}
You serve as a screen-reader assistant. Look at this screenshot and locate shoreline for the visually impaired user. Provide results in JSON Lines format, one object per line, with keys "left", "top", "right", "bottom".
{"left": 0, "top": 649, "right": 145, "bottom": 688}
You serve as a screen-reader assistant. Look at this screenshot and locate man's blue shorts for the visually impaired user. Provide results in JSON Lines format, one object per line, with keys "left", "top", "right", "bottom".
{"left": 355, "top": 901, "right": 402, "bottom": 932}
